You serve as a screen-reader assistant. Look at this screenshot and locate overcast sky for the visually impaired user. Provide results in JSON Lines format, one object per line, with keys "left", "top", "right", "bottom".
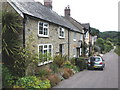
{"left": 35, "top": 0, "right": 118, "bottom": 32}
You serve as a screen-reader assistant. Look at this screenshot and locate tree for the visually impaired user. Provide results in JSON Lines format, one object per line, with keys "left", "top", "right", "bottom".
{"left": 90, "top": 27, "right": 100, "bottom": 36}
{"left": 95, "top": 38, "right": 104, "bottom": 53}
{"left": 2, "top": 10, "right": 23, "bottom": 76}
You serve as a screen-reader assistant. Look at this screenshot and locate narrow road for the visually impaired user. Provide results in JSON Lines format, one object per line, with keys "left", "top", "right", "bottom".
{"left": 53, "top": 50, "right": 118, "bottom": 88}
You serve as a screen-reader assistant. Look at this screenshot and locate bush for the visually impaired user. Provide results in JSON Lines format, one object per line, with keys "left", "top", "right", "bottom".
{"left": 2, "top": 65, "right": 14, "bottom": 88}
{"left": 62, "top": 71, "right": 70, "bottom": 79}
{"left": 63, "top": 61, "right": 79, "bottom": 73}
{"left": 64, "top": 68, "right": 74, "bottom": 76}
{"left": 36, "top": 68, "right": 52, "bottom": 78}
{"left": 14, "top": 76, "right": 51, "bottom": 88}
{"left": 114, "top": 45, "right": 120, "bottom": 56}
{"left": 47, "top": 74, "right": 61, "bottom": 87}
{"left": 75, "top": 57, "right": 87, "bottom": 71}
{"left": 50, "top": 63, "right": 59, "bottom": 73}
{"left": 62, "top": 68, "right": 74, "bottom": 79}
{"left": 69, "top": 57, "right": 76, "bottom": 65}
{"left": 53, "top": 55, "right": 67, "bottom": 67}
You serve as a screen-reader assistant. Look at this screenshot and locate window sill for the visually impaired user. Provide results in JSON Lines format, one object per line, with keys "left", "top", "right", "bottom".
{"left": 38, "top": 34, "right": 49, "bottom": 38}
{"left": 38, "top": 60, "right": 53, "bottom": 66}
{"left": 59, "top": 36, "right": 65, "bottom": 39}
{"left": 73, "top": 39, "right": 76, "bottom": 41}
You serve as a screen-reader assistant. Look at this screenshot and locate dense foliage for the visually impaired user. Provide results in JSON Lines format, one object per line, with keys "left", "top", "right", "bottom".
{"left": 99, "top": 31, "right": 119, "bottom": 45}
{"left": 2, "top": 66, "right": 14, "bottom": 88}
{"left": 90, "top": 27, "right": 119, "bottom": 45}
{"left": 95, "top": 38, "right": 113, "bottom": 53}
{"left": 14, "top": 76, "right": 51, "bottom": 88}
{"left": 114, "top": 45, "right": 120, "bottom": 56}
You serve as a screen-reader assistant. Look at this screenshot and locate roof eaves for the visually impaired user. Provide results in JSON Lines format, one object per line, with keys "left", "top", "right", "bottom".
{"left": 8, "top": 0, "right": 24, "bottom": 17}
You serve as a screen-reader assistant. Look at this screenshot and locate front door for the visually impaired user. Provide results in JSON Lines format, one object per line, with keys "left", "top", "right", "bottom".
{"left": 59, "top": 44, "right": 64, "bottom": 56}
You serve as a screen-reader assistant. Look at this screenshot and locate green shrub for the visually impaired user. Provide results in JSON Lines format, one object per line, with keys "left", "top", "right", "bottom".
{"left": 75, "top": 57, "right": 87, "bottom": 71}
{"left": 69, "top": 57, "right": 76, "bottom": 65}
{"left": 53, "top": 55, "right": 67, "bottom": 67}
{"left": 114, "top": 45, "right": 120, "bottom": 56}
{"left": 14, "top": 76, "right": 51, "bottom": 89}
{"left": 36, "top": 68, "right": 51, "bottom": 78}
{"left": 50, "top": 63, "right": 59, "bottom": 73}
{"left": 2, "top": 65, "right": 14, "bottom": 88}
{"left": 63, "top": 61, "right": 79, "bottom": 73}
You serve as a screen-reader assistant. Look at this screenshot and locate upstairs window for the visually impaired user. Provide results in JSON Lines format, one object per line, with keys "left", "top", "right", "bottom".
{"left": 80, "top": 34, "right": 83, "bottom": 41}
{"left": 58, "top": 27, "right": 65, "bottom": 38}
{"left": 73, "top": 32, "right": 76, "bottom": 41}
{"left": 85, "top": 31, "right": 89, "bottom": 38}
{"left": 38, "top": 22, "right": 49, "bottom": 37}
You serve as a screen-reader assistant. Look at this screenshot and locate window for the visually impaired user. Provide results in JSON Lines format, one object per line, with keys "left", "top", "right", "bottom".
{"left": 38, "top": 22, "right": 49, "bottom": 37}
{"left": 73, "top": 48, "right": 76, "bottom": 57}
{"left": 58, "top": 27, "right": 65, "bottom": 38}
{"left": 85, "top": 32, "right": 89, "bottom": 38}
{"left": 38, "top": 44, "right": 53, "bottom": 65}
{"left": 80, "top": 34, "right": 83, "bottom": 41}
{"left": 73, "top": 32, "right": 76, "bottom": 41}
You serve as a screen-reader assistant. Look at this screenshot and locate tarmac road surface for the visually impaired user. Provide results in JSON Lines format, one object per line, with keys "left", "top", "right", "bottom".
{"left": 53, "top": 50, "right": 118, "bottom": 88}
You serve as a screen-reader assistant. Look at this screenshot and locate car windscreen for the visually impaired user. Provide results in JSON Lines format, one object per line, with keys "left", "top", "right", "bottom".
{"left": 95, "top": 57, "right": 101, "bottom": 62}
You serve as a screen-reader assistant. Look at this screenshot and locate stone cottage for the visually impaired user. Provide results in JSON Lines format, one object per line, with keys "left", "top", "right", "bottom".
{"left": 3, "top": 0, "right": 91, "bottom": 65}
{"left": 81, "top": 23, "right": 92, "bottom": 56}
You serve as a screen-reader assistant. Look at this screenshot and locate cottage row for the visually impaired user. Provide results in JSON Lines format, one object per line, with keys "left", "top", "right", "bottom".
{"left": 3, "top": 0, "right": 97, "bottom": 65}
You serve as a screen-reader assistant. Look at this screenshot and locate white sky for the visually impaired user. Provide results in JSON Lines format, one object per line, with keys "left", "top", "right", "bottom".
{"left": 35, "top": 0, "right": 119, "bottom": 32}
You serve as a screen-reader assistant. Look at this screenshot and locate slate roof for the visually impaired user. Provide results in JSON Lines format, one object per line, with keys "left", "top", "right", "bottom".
{"left": 8, "top": 0, "right": 82, "bottom": 33}
{"left": 81, "top": 23, "right": 90, "bottom": 30}
{"left": 63, "top": 16, "right": 84, "bottom": 33}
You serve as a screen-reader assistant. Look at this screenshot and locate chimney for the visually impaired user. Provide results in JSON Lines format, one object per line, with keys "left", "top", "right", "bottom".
{"left": 44, "top": 0, "right": 52, "bottom": 9}
{"left": 64, "top": 5, "right": 70, "bottom": 17}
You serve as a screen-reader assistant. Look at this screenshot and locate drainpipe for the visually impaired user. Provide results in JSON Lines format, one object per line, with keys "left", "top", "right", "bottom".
{"left": 68, "top": 29, "right": 70, "bottom": 60}
{"left": 23, "top": 14, "right": 26, "bottom": 48}
{"left": 88, "top": 26, "right": 91, "bottom": 56}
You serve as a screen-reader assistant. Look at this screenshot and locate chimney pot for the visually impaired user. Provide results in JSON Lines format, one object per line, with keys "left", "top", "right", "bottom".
{"left": 44, "top": 0, "right": 52, "bottom": 9}
{"left": 64, "top": 5, "right": 71, "bottom": 17}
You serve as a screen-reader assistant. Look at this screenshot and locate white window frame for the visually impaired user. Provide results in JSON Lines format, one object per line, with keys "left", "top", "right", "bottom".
{"left": 73, "top": 32, "right": 76, "bottom": 41}
{"left": 86, "top": 31, "right": 89, "bottom": 38}
{"left": 80, "top": 34, "right": 83, "bottom": 41}
{"left": 73, "top": 48, "right": 76, "bottom": 57}
{"left": 58, "top": 27, "right": 65, "bottom": 38}
{"left": 38, "top": 21, "right": 49, "bottom": 37}
{"left": 38, "top": 44, "right": 53, "bottom": 66}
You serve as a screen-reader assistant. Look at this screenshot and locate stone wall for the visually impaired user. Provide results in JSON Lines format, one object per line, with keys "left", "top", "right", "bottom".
{"left": 69, "top": 30, "right": 83, "bottom": 58}
{"left": 25, "top": 16, "right": 69, "bottom": 57}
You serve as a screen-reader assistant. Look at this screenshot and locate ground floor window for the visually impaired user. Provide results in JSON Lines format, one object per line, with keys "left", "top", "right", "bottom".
{"left": 73, "top": 48, "right": 76, "bottom": 57}
{"left": 38, "top": 44, "right": 53, "bottom": 65}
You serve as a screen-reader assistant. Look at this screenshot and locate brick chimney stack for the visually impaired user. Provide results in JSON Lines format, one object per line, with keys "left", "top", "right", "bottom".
{"left": 44, "top": 0, "right": 52, "bottom": 9}
{"left": 64, "top": 5, "right": 70, "bottom": 17}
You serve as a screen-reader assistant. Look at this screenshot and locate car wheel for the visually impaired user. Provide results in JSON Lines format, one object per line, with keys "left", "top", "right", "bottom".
{"left": 87, "top": 67, "right": 91, "bottom": 70}
{"left": 100, "top": 68, "right": 103, "bottom": 70}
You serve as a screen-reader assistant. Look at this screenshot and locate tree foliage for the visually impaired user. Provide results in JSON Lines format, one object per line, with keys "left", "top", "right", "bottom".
{"left": 2, "top": 10, "right": 23, "bottom": 76}
{"left": 90, "top": 27, "right": 100, "bottom": 36}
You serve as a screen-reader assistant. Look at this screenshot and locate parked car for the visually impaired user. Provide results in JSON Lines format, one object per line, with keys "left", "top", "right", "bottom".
{"left": 87, "top": 56, "right": 105, "bottom": 70}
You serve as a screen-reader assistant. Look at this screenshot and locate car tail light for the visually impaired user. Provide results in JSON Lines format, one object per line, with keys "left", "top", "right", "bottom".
{"left": 88, "top": 62, "right": 90, "bottom": 64}
{"left": 100, "top": 62, "right": 103, "bottom": 64}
